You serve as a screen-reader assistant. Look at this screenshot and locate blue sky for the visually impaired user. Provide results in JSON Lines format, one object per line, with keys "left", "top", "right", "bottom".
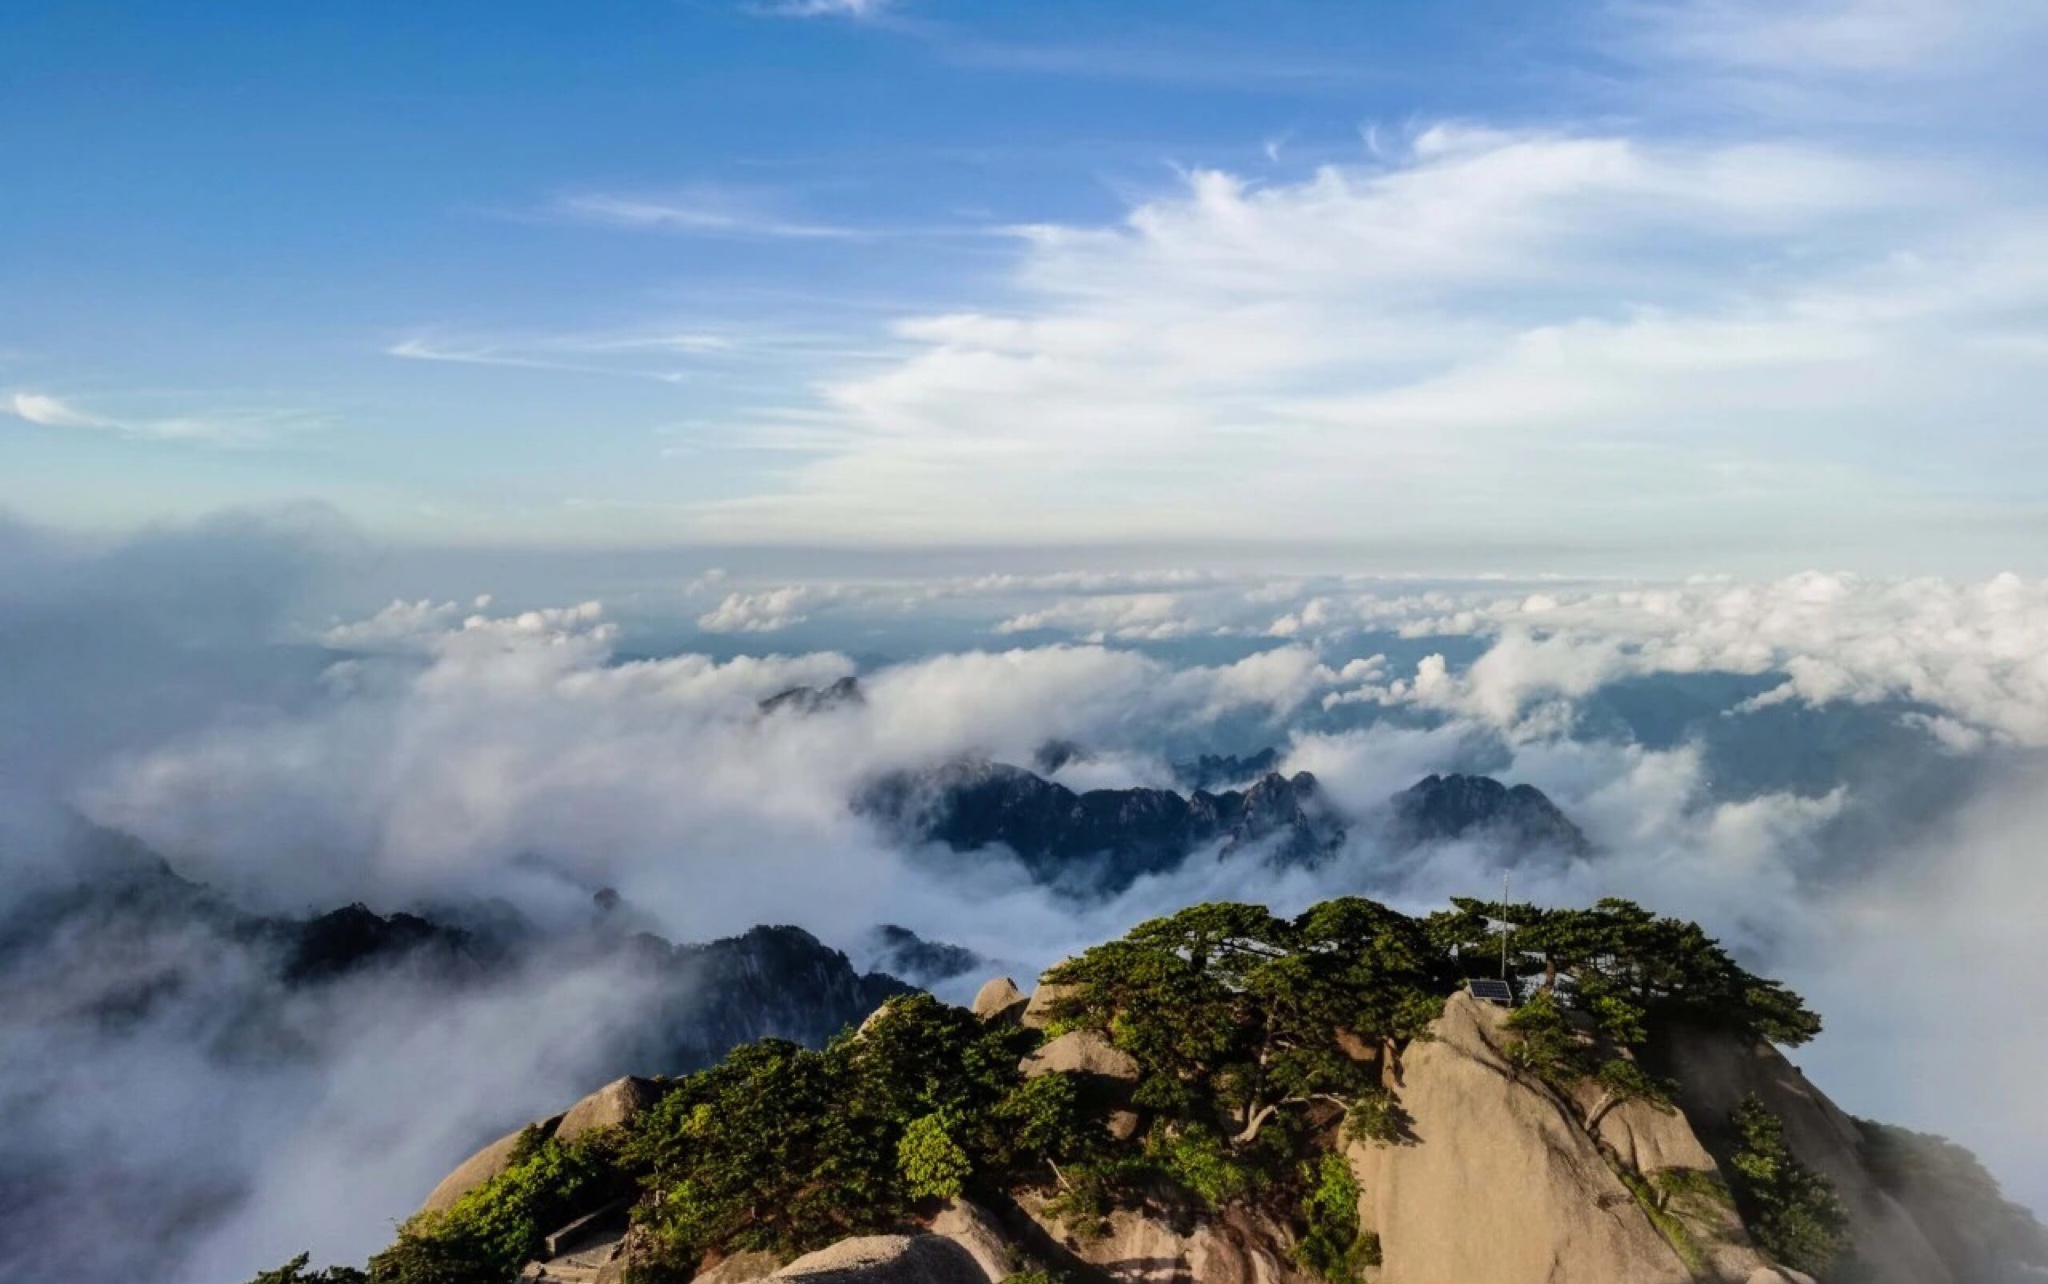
{"left": 5, "top": 0, "right": 2047, "bottom": 570}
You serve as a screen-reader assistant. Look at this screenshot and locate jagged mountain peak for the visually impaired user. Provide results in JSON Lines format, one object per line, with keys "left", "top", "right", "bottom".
{"left": 1389, "top": 771, "right": 1592, "bottom": 857}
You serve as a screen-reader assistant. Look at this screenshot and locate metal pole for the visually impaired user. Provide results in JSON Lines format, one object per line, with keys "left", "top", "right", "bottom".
{"left": 1500, "top": 870, "right": 1510, "bottom": 982}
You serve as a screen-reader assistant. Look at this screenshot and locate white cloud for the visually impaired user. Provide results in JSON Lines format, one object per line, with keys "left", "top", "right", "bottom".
{"left": 697, "top": 585, "right": 819, "bottom": 632}
{"left": 1629, "top": 0, "right": 2048, "bottom": 77}
{"left": 1309, "top": 571, "right": 2048, "bottom": 746}
{"left": 671, "top": 121, "right": 2048, "bottom": 553}
{"left": 10, "top": 392, "right": 105, "bottom": 428}
{"left": 76, "top": 594, "right": 1372, "bottom": 928}
{"left": 321, "top": 599, "right": 472, "bottom": 652}
{"left": 760, "top": 0, "right": 892, "bottom": 16}
{"left": 554, "top": 191, "right": 862, "bottom": 240}
{"left": 995, "top": 592, "right": 1196, "bottom": 641}
{"left": 5, "top": 391, "right": 300, "bottom": 445}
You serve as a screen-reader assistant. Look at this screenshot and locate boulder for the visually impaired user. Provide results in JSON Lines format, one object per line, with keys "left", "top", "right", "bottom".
{"left": 929, "top": 1199, "right": 1016, "bottom": 1283}
{"left": 1020, "top": 980, "right": 1078, "bottom": 1031}
{"left": 697, "top": 1250, "right": 788, "bottom": 1284}
{"left": 1019, "top": 1030, "right": 1142, "bottom": 1143}
{"left": 971, "top": 977, "right": 1028, "bottom": 1025}
{"left": 1019, "top": 1029, "right": 1139, "bottom": 1085}
{"left": 557, "top": 1076, "right": 661, "bottom": 1145}
{"left": 1021, "top": 1194, "right": 1310, "bottom": 1284}
{"left": 774, "top": 1234, "right": 990, "bottom": 1284}
{"left": 420, "top": 1112, "right": 564, "bottom": 1213}
{"left": 1348, "top": 993, "right": 1775, "bottom": 1284}
{"left": 858, "top": 999, "right": 907, "bottom": 1037}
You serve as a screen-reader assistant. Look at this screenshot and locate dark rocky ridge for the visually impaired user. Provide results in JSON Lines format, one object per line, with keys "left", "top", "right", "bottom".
{"left": 759, "top": 676, "right": 865, "bottom": 716}
{"left": 1171, "top": 747, "right": 1281, "bottom": 791}
{"left": 862, "top": 760, "right": 1343, "bottom": 892}
{"left": 864, "top": 760, "right": 1590, "bottom": 892}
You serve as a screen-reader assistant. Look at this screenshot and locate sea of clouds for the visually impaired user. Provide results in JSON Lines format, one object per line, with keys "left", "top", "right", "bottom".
{"left": 8, "top": 508, "right": 2048, "bottom": 1282}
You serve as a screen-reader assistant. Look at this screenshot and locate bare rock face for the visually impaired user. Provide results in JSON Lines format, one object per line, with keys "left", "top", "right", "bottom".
{"left": 1661, "top": 1025, "right": 1957, "bottom": 1284}
{"left": 971, "top": 977, "right": 1028, "bottom": 1025}
{"left": 1590, "top": 1090, "right": 1766, "bottom": 1281}
{"left": 1020, "top": 979, "right": 1078, "bottom": 1030}
{"left": 419, "top": 1112, "right": 564, "bottom": 1213}
{"left": 773, "top": 1234, "right": 991, "bottom": 1284}
{"left": 557, "top": 1076, "right": 661, "bottom": 1145}
{"left": 1348, "top": 993, "right": 1774, "bottom": 1284}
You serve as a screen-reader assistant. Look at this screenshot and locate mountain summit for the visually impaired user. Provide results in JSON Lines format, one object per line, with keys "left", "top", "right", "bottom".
{"left": 278, "top": 895, "right": 2046, "bottom": 1284}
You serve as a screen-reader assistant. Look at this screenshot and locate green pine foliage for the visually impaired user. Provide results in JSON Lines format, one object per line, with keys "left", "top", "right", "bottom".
{"left": 243, "top": 1253, "right": 369, "bottom": 1284}
{"left": 1727, "top": 1096, "right": 1848, "bottom": 1278}
{"left": 369, "top": 1131, "right": 625, "bottom": 1284}
{"left": 898, "top": 1111, "right": 973, "bottom": 1200}
{"left": 1293, "top": 1152, "right": 1374, "bottom": 1282}
{"left": 1428, "top": 897, "right": 1821, "bottom": 1049}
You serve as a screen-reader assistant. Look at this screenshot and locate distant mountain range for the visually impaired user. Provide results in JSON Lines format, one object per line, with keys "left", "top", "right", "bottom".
{"left": 3, "top": 839, "right": 908, "bottom": 1076}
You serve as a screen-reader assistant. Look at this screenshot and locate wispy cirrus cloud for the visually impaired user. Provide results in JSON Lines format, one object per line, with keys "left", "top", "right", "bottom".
{"left": 1623, "top": 0, "right": 2048, "bottom": 77}
{"left": 385, "top": 324, "right": 893, "bottom": 389}
{"left": 386, "top": 336, "right": 702, "bottom": 383}
{"left": 757, "top": 0, "right": 895, "bottom": 19}
{"left": 552, "top": 190, "right": 865, "bottom": 241}
{"left": 5, "top": 391, "right": 311, "bottom": 446}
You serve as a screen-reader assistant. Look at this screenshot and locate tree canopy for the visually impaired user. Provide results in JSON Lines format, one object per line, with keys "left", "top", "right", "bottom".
{"left": 1427, "top": 896, "right": 1821, "bottom": 1047}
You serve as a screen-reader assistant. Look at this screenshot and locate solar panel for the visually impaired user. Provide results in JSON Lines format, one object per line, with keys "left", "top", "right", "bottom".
{"left": 1467, "top": 978, "right": 1515, "bottom": 1006}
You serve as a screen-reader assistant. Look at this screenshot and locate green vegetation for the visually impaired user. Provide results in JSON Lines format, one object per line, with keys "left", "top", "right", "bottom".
{"left": 1429, "top": 897, "right": 1821, "bottom": 1049}
{"left": 1727, "top": 1095, "right": 1848, "bottom": 1278}
{"left": 370, "top": 1131, "right": 627, "bottom": 1284}
{"left": 898, "top": 1111, "right": 973, "bottom": 1200}
{"left": 243, "top": 1254, "right": 369, "bottom": 1284}
{"left": 1044, "top": 899, "right": 1454, "bottom": 1145}
{"left": 619, "top": 995, "right": 1071, "bottom": 1280}
{"left": 1293, "top": 1152, "right": 1376, "bottom": 1282}
{"left": 343, "top": 894, "right": 1837, "bottom": 1284}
